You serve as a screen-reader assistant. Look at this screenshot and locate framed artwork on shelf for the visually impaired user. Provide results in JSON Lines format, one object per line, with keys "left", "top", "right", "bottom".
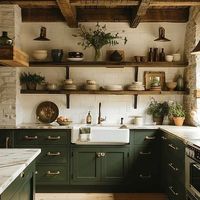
{"left": 144, "top": 71, "right": 165, "bottom": 90}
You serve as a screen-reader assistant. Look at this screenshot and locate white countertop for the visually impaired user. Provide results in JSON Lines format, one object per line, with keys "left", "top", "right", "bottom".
{"left": 0, "top": 149, "right": 41, "bottom": 195}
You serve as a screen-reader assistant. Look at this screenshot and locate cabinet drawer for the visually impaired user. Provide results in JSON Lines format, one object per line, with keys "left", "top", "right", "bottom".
{"left": 36, "top": 165, "right": 68, "bottom": 185}
{"left": 167, "top": 181, "right": 185, "bottom": 200}
{"left": 133, "top": 145, "right": 160, "bottom": 169}
{"left": 38, "top": 146, "right": 68, "bottom": 164}
{"left": 134, "top": 130, "right": 159, "bottom": 144}
{"left": 167, "top": 139, "right": 185, "bottom": 160}
{"left": 134, "top": 171, "right": 161, "bottom": 192}
{"left": 14, "top": 130, "right": 69, "bottom": 145}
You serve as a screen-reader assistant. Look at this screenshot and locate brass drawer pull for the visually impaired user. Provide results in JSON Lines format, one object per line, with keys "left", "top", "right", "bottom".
{"left": 145, "top": 136, "right": 156, "bottom": 140}
{"left": 139, "top": 174, "right": 151, "bottom": 179}
{"left": 139, "top": 151, "right": 151, "bottom": 155}
{"left": 169, "top": 186, "right": 179, "bottom": 196}
{"left": 168, "top": 163, "right": 179, "bottom": 171}
{"left": 5, "top": 137, "right": 10, "bottom": 148}
{"left": 100, "top": 152, "right": 106, "bottom": 157}
{"left": 47, "top": 152, "right": 61, "bottom": 156}
{"left": 47, "top": 136, "right": 61, "bottom": 140}
{"left": 25, "top": 136, "right": 38, "bottom": 140}
{"left": 35, "top": 171, "right": 38, "bottom": 175}
{"left": 168, "top": 143, "right": 178, "bottom": 150}
{"left": 193, "top": 163, "right": 200, "bottom": 170}
{"left": 47, "top": 171, "right": 60, "bottom": 175}
{"left": 20, "top": 172, "right": 25, "bottom": 178}
{"left": 161, "top": 136, "right": 167, "bottom": 140}
{"left": 96, "top": 152, "right": 101, "bottom": 158}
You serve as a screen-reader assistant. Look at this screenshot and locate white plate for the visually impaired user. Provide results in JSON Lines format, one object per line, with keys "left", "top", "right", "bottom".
{"left": 104, "top": 85, "right": 123, "bottom": 91}
{"left": 67, "top": 57, "right": 84, "bottom": 61}
{"left": 85, "top": 84, "right": 99, "bottom": 91}
{"left": 63, "top": 84, "right": 77, "bottom": 90}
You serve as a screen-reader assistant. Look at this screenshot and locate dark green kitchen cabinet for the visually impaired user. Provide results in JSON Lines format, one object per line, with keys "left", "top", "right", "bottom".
{"left": 71, "top": 146, "right": 129, "bottom": 185}
{"left": 0, "top": 129, "right": 13, "bottom": 148}
{"left": 161, "top": 131, "right": 185, "bottom": 200}
{"left": 14, "top": 129, "right": 70, "bottom": 186}
{"left": 129, "top": 129, "right": 161, "bottom": 192}
{"left": 0, "top": 162, "right": 35, "bottom": 200}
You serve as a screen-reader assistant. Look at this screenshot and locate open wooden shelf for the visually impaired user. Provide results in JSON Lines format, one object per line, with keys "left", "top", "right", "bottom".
{"left": 29, "top": 61, "right": 188, "bottom": 68}
{"left": 21, "top": 89, "right": 187, "bottom": 95}
{"left": 0, "top": 46, "right": 29, "bottom": 67}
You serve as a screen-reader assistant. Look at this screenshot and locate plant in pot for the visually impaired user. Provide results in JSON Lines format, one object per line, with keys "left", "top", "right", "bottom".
{"left": 20, "top": 72, "right": 45, "bottom": 90}
{"left": 147, "top": 98, "right": 169, "bottom": 125}
{"left": 168, "top": 102, "right": 185, "bottom": 126}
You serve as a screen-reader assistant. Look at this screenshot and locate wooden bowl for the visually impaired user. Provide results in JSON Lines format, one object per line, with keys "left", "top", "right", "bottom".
{"left": 166, "top": 82, "right": 177, "bottom": 91}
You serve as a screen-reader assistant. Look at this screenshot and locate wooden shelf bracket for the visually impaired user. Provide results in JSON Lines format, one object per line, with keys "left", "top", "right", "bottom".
{"left": 133, "top": 66, "right": 139, "bottom": 109}
{"left": 66, "top": 66, "right": 70, "bottom": 108}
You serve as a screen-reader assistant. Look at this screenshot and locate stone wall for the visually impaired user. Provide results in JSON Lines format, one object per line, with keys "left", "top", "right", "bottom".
{"left": 184, "top": 7, "right": 200, "bottom": 125}
{"left": 0, "top": 5, "right": 21, "bottom": 125}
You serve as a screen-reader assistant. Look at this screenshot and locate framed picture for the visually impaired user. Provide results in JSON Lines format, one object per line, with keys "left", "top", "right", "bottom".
{"left": 144, "top": 71, "right": 165, "bottom": 90}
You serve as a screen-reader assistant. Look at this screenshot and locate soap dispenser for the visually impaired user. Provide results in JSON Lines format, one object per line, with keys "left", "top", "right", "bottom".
{"left": 86, "top": 111, "right": 92, "bottom": 124}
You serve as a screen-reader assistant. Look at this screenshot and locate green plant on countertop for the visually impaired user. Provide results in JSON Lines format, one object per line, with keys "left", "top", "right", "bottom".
{"left": 168, "top": 102, "right": 185, "bottom": 118}
{"left": 147, "top": 98, "right": 169, "bottom": 125}
{"left": 20, "top": 72, "right": 45, "bottom": 90}
{"left": 73, "top": 23, "right": 127, "bottom": 61}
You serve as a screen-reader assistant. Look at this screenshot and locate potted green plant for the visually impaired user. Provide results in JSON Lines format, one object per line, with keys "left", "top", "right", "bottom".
{"left": 20, "top": 72, "right": 45, "bottom": 90}
{"left": 73, "top": 23, "right": 127, "bottom": 61}
{"left": 168, "top": 102, "right": 185, "bottom": 126}
{"left": 147, "top": 98, "right": 169, "bottom": 125}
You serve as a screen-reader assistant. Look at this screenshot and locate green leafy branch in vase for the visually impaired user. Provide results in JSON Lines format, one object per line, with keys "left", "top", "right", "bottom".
{"left": 73, "top": 23, "right": 127, "bottom": 61}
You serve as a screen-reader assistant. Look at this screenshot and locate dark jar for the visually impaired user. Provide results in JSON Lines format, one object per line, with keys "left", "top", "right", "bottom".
{"left": 51, "top": 49, "right": 63, "bottom": 63}
{"left": 0, "top": 31, "right": 13, "bottom": 47}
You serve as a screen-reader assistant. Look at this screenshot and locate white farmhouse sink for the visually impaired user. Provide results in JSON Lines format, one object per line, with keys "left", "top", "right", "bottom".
{"left": 71, "top": 125, "right": 129, "bottom": 145}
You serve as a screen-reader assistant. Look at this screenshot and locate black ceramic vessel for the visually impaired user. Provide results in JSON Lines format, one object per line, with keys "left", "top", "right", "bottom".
{"left": 0, "top": 31, "right": 13, "bottom": 47}
{"left": 51, "top": 49, "right": 63, "bottom": 63}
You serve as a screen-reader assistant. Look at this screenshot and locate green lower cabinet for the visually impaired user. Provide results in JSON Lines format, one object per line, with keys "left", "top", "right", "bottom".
{"left": 36, "top": 165, "right": 69, "bottom": 185}
{"left": 0, "top": 129, "right": 13, "bottom": 148}
{"left": 71, "top": 146, "right": 129, "bottom": 185}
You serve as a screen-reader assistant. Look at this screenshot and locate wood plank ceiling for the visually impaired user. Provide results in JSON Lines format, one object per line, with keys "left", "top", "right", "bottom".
{"left": 1, "top": 0, "right": 199, "bottom": 28}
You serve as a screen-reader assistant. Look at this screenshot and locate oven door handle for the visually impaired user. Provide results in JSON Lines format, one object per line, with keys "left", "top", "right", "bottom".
{"left": 193, "top": 163, "right": 200, "bottom": 170}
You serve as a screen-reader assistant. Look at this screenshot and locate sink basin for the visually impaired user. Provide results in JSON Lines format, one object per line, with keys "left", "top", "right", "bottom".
{"left": 71, "top": 125, "right": 129, "bottom": 145}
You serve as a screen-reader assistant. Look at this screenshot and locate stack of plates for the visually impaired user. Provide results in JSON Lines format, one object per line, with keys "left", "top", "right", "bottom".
{"left": 85, "top": 84, "right": 99, "bottom": 91}
{"left": 150, "top": 86, "right": 161, "bottom": 91}
{"left": 84, "top": 80, "right": 99, "bottom": 91}
{"left": 104, "top": 85, "right": 123, "bottom": 91}
{"left": 127, "top": 82, "right": 145, "bottom": 91}
{"left": 63, "top": 79, "right": 77, "bottom": 90}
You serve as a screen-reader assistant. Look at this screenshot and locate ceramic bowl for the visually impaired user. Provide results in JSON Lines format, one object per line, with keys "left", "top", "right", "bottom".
{"left": 166, "top": 82, "right": 177, "bottom": 91}
{"left": 32, "top": 50, "right": 48, "bottom": 60}
{"left": 64, "top": 79, "right": 73, "bottom": 85}
{"left": 68, "top": 52, "right": 83, "bottom": 58}
{"left": 165, "top": 55, "right": 173, "bottom": 62}
{"left": 47, "top": 83, "right": 59, "bottom": 90}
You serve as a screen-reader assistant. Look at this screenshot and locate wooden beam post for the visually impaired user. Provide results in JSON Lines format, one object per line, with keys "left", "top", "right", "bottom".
{"left": 56, "top": 0, "right": 78, "bottom": 28}
{"left": 151, "top": 0, "right": 200, "bottom": 6}
{"left": 130, "top": 0, "right": 151, "bottom": 28}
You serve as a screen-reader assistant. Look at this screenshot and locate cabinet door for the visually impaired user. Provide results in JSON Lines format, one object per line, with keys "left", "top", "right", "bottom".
{"left": 0, "top": 129, "right": 13, "bottom": 148}
{"left": 101, "top": 147, "right": 129, "bottom": 184}
{"left": 71, "top": 147, "right": 101, "bottom": 184}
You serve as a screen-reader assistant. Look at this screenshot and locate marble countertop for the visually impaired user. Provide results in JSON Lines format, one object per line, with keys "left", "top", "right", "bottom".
{"left": 0, "top": 149, "right": 41, "bottom": 195}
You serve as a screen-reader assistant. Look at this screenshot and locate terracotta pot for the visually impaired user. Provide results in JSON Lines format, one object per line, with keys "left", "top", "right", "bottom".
{"left": 26, "top": 82, "right": 37, "bottom": 90}
{"left": 173, "top": 117, "right": 185, "bottom": 126}
{"left": 153, "top": 116, "right": 164, "bottom": 125}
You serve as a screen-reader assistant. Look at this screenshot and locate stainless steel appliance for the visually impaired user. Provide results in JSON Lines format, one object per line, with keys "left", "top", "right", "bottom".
{"left": 186, "top": 140, "right": 200, "bottom": 200}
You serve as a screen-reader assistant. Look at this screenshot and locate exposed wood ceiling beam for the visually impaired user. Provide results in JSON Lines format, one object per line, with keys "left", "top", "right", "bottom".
{"left": 0, "top": 0, "right": 57, "bottom": 8}
{"left": 142, "top": 7, "right": 189, "bottom": 22}
{"left": 22, "top": 8, "right": 64, "bottom": 22}
{"left": 150, "top": 0, "right": 200, "bottom": 6}
{"left": 70, "top": 0, "right": 139, "bottom": 6}
{"left": 130, "top": 0, "right": 151, "bottom": 28}
{"left": 77, "top": 8, "right": 130, "bottom": 22}
{"left": 56, "top": 0, "right": 78, "bottom": 27}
